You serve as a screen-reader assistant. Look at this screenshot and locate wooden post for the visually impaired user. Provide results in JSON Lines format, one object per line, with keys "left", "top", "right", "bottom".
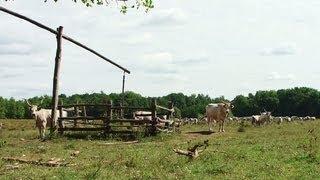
{"left": 151, "top": 99, "right": 157, "bottom": 135}
{"left": 120, "top": 72, "right": 126, "bottom": 119}
{"left": 105, "top": 100, "right": 113, "bottom": 134}
{"left": 168, "top": 101, "right": 174, "bottom": 119}
{"left": 82, "top": 106, "right": 87, "bottom": 123}
{"left": 168, "top": 101, "right": 175, "bottom": 132}
{"left": 74, "top": 104, "right": 79, "bottom": 127}
{"left": 58, "top": 106, "right": 64, "bottom": 135}
{"left": 50, "top": 26, "right": 63, "bottom": 133}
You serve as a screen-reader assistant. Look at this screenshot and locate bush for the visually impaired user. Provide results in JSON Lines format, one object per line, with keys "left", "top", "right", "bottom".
{"left": 237, "top": 121, "right": 246, "bottom": 132}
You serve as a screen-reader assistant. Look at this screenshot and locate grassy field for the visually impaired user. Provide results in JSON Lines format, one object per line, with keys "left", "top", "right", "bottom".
{"left": 0, "top": 119, "right": 319, "bottom": 179}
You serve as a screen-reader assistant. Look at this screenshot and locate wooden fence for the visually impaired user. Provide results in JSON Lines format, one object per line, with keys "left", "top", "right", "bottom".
{"left": 57, "top": 99, "right": 175, "bottom": 135}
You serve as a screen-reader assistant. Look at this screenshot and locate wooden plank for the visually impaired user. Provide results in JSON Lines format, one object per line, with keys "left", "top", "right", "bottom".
{"left": 63, "top": 122, "right": 104, "bottom": 126}
{"left": 0, "top": 6, "right": 131, "bottom": 74}
{"left": 82, "top": 105, "right": 87, "bottom": 123}
{"left": 151, "top": 99, "right": 157, "bottom": 134}
{"left": 58, "top": 127, "right": 105, "bottom": 131}
{"left": 111, "top": 119, "right": 151, "bottom": 124}
{"left": 74, "top": 104, "right": 79, "bottom": 127}
{"left": 167, "top": 101, "right": 174, "bottom": 119}
{"left": 110, "top": 125, "right": 148, "bottom": 128}
{"left": 156, "top": 105, "right": 174, "bottom": 112}
{"left": 105, "top": 100, "right": 112, "bottom": 133}
{"left": 59, "top": 116, "right": 103, "bottom": 120}
{"left": 58, "top": 106, "right": 64, "bottom": 135}
{"left": 51, "top": 26, "right": 63, "bottom": 133}
{"left": 135, "top": 114, "right": 152, "bottom": 117}
{"left": 58, "top": 104, "right": 150, "bottom": 111}
{"left": 57, "top": 128, "right": 139, "bottom": 134}
{"left": 58, "top": 104, "right": 110, "bottom": 108}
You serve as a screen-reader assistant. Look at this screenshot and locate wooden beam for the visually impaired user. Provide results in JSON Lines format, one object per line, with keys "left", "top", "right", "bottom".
{"left": 51, "top": 26, "right": 63, "bottom": 132}
{"left": 0, "top": 6, "right": 130, "bottom": 74}
{"left": 58, "top": 104, "right": 150, "bottom": 111}
{"left": 151, "top": 99, "right": 157, "bottom": 134}
{"left": 156, "top": 105, "right": 174, "bottom": 112}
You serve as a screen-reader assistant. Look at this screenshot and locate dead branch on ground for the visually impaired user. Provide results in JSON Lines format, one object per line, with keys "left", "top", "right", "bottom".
{"left": 173, "top": 140, "right": 209, "bottom": 159}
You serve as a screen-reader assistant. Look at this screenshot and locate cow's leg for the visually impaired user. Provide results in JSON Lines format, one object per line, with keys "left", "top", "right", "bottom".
{"left": 221, "top": 120, "right": 225, "bottom": 132}
{"left": 208, "top": 118, "right": 213, "bottom": 132}
{"left": 218, "top": 121, "right": 222, "bottom": 132}
{"left": 39, "top": 128, "right": 45, "bottom": 139}
{"left": 38, "top": 128, "right": 42, "bottom": 139}
{"left": 42, "top": 128, "right": 46, "bottom": 139}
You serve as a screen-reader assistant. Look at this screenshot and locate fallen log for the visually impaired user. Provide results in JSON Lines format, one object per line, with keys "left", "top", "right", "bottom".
{"left": 173, "top": 140, "right": 209, "bottom": 159}
{"left": 2, "top": 157, "right": 68, "bottom": 167}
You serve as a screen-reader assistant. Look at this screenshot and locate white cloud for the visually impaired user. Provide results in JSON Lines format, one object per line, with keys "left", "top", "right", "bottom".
{"left": 140, "top": 52, "right": 177, "bottom": 73}
{"left": 1, "top": 0, "right": 320, "bottom": 99}
{"left": 140, "top": 8, "right": 187, "bottom": 27}
{"left": 260, "top": 44, "right": 298, "bottom": 56}
{"left": 122, "top": 32, "right": 153, "bottom": 45}
{"left": 266, "top": 72, "right": 296, "bottom": 81}
{"left": 0, "top": 43, "right": 32, "bottom": 55}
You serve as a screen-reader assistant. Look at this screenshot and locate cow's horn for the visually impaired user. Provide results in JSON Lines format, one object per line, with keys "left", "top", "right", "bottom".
{"left": 25, "top": 99, "right": 32, "bottom": 107}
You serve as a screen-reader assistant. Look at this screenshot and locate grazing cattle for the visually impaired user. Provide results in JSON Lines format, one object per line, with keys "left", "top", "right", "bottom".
{"left": 206, "top": 102, "right": 233, "bottom": 132}
{"left": 233, "top": 117, "right": 240, "bottom": 122}
{"left": 26, "top": 100, "right": 66, "bottom": 139}
{"left": 273, "top": 117, "right": 283, "bottom": 124}
{"left": 291, "top": 116, "right": 299, "bottom": 121}
{"left": 310, "top": 117, "right": 316, "bottom": 121}
{"left": 283, "top": 116, "right": 291, "bottom": 122}
{"left": 252, "top": 112, "right": 272, "bottom": 126}
{"left": 182, "top": 118, "right": 198, "bottom": 125}
{"left": 62, "top": 107, "right": 82, "bottom": 117}
{"left": 133, "top": 111, "right": 152, "bottom": 121}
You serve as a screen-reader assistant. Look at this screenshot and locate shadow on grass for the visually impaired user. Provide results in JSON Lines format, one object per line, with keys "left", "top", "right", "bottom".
{"left": 186, "top": 130, "right": 215, "bottom": 135}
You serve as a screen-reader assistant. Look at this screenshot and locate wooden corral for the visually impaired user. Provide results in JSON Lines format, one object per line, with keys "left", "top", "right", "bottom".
{"left": 57, "top": 99, "right": 177, "bottom": 135}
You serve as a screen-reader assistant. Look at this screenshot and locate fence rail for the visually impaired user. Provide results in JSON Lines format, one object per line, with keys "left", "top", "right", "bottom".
{"left": 57, "top": 99, "right": 176, "bottom": 135}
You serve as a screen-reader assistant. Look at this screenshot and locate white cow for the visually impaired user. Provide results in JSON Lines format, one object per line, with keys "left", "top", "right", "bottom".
{"left": 252, "top": 112, "right": 272, "bottom": 126}
{"left": 26, "top": 100, "right": 66, "bottom": 139}
{"left": 206, "top": 102, "right": 233, "bottom": 132}
{"left": 273, "top": 117, "right": 283, "bottom": 124}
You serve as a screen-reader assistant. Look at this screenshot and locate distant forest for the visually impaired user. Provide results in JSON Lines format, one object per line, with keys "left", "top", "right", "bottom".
{"left": 0, "top": 87, "right": 320, "bottom": 119}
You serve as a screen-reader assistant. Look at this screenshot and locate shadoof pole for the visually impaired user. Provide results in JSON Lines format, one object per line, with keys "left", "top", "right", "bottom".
{"left": 122, "top": 71, "right": 126, "bottom": 104}
{"left": 120, "top": 71, "right": 126, "bottom": 118}
{"left": 0, "top": 6, "right": 130, "bottom": 74}
{"left": 51, "top": 26, "right": 63, "bottom": 132}
{"left": 0, "top": 6, "right": 132, "bottom": 132}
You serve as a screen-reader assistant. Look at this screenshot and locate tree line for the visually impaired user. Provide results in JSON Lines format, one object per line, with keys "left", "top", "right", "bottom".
{"left": 0, "top": 87, "right": 319, "bottom": 119}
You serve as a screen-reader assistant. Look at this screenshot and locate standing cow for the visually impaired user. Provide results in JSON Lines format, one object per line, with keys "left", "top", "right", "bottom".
{"left": 206, "top": 102, "right": 233, "bottom": 132}
{"left": 26, "top": 100, "right": 66, "bottom": 139}
{"left": 252, "top": 112, "right": 272, "bottom": 126}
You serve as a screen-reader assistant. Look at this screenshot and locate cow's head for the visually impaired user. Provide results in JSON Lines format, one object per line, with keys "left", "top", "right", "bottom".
{"left": 26, "top": 99, "right": 43, "bottom": 118}
{"left": 222, "top": 101, "right": 234, "bottom": 113}
{"left": 261, "top": 111, "right": 272, "bottom": 117}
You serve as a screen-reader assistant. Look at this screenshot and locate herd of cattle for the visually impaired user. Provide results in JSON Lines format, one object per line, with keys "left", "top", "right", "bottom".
{"left": 21, "top": 100, "right": 318, "bottom": 139}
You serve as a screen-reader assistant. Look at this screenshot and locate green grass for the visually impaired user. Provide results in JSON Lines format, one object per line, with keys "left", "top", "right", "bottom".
{"left": 0, "top": 119, "right": 319, "bottom": 179}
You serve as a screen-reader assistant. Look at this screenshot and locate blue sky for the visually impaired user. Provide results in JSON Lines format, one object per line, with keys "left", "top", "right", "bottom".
{"left": 1, "top": 0, "right": 320, "bottom": 99}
